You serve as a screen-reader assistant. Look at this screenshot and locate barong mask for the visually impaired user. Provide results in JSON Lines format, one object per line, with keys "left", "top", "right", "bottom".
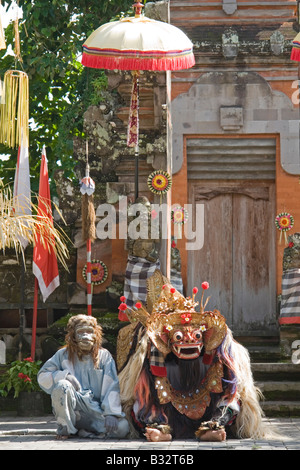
{"left": 119, "top": 282, "right": 227, "bottom": 357}
{"left": 169, "top": 326, "right": 204, "bottom": 360}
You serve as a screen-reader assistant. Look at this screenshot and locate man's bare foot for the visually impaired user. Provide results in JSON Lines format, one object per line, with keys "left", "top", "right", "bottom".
{"left": 199, "top": 429, "right": 226, "bottom": 442}
{"left": 56, "top": 434, "right": 69, "bottom": 440}
{"left": 145, "top": 427, "right": 172, "bottom": 442}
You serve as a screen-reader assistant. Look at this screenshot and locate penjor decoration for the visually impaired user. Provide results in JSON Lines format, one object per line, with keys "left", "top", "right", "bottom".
{"left": 80, "top": 142, "right": 96, "bottom": 315}
{"left": 171, "top": 204, "right": 188, "bottom": 239}
{"left": 147, "top": 169, "right": 172, "bottom": 201}
{"left": 275, "top": 212, "right": 294, "bottom": 244}
{"left": 82, "top": 259, "right": 108, "bottom": 286}
{"left": 0, "top": 70, "right": 29, "bottom": 148}
{"left": 0, "top": 3, "right": 27, "bottom": 148}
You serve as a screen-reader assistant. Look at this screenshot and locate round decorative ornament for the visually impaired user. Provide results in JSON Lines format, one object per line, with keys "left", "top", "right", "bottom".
{"left": 275, "top": 212, "right": 294, "bottom": 244}
{"left": 171, "top": 205, "right": 188, "bottom": 239}
{"left": 82, "top": 259, "right": 108, "bottom": 285}
{"left": 147, "top": 170, "right": 172, "bottom": 201}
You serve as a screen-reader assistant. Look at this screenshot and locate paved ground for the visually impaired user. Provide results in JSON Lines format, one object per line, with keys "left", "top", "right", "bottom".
{"left": 0, "top": 414, "right": 300, "bottom": 453}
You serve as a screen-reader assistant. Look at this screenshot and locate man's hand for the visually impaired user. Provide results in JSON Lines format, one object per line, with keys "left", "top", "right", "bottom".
{"left": 105, "top": 415, "right": 118, "bottom": 433}
{"left": 66, "top": 374, "right": 81, "bottom": 391}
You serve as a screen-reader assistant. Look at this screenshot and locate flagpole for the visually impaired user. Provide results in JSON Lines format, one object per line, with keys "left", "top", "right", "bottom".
{"left": 87, "top": 238, "right": 92, "bottom": 315}
{"left": 18, "top": 256, "right": 26, "bottom": 360}
{"left": 31, "top": 277, "right": 39, "bottom": 360}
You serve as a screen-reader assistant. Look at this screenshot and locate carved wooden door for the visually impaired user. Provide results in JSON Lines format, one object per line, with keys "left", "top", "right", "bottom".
{"left": 188, "top": 181, "right": 277, "bottom": 335}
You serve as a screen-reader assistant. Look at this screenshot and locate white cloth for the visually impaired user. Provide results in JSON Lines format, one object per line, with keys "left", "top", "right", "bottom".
{"left": 38, "top": 347, "right": 128, "bottom": 437}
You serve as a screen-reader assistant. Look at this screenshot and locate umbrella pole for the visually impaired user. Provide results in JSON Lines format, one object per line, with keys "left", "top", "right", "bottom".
{"left": 135, "top": 143, "right": 139, "bottom": 200}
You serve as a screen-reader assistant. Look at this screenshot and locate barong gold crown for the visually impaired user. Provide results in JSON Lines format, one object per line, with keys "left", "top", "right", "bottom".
{"left": 119, "top": 282, "right": 227, "bottom": 353}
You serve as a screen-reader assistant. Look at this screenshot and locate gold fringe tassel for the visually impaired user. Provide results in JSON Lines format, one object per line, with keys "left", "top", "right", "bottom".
{"left": 14, "top": 17, "right": 22, "bottom": 62}
{"left": 0, "top": 70, "right": 29, "bottom": 148}
{"left": 81, "top": 193, "right": 96, "bottom": 242}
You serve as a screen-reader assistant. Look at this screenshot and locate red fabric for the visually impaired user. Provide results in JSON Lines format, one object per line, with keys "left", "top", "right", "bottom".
{"left": 81, "top": 52, "right": 195, "bottom": 71}
{"left": 279, "top": 316, "right": 300, "bottom": 325}
{"left": 291, "top": 47, "right": 300, "bottom": 61}
{"left": 150, "top": 365, "right": 167, "bottom": 377}
{"left": 202, "top": 353, "right": 215, "bottom": 365}
{"left": 32, "top": 147, "right": 59, "bottom": 303}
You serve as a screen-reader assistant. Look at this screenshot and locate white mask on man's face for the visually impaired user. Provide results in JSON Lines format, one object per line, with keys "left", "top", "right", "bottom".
{"left": 75, "top": 325, "right": 96, "bottom": 352}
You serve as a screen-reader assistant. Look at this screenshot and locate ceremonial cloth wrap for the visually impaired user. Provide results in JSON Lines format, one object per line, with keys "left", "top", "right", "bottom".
{"left": 124, "top": 255, "right": 160, "bottom": 308}
{"left": 279, "top": 268, "right": 300, "bottom": 324}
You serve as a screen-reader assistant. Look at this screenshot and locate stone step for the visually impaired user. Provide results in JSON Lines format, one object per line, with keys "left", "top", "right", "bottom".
{"left": 252, "top": 363, "right": 300, "bottom": 381}
{"left": 236, "top": 336, "right": 282, "bottom": 363}
{"left": 261, "top": 401, "right": 300, "bottom": 417}
{"left": 247, "top": 346, "right": 282, "bottom": 363}
{"left": 257, "top": 381, "right": 300, "bottom": 401}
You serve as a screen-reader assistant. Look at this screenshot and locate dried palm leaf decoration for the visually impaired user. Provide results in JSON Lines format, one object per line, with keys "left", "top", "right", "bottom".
{"left": 0, "top": 69, "right": 29, "bottom": 148}
{"left": 0, "top": 181, "right": 70, "bottom": 268}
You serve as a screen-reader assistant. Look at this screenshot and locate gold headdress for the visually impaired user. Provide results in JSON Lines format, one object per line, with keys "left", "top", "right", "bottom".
{"left": 119, "top": 281, "right": 227, "bottom": 354}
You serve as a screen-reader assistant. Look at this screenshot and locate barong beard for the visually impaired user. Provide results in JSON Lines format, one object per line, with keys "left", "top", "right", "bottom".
{"left": 166, "top": 353, "right": 203, "bottom": 393}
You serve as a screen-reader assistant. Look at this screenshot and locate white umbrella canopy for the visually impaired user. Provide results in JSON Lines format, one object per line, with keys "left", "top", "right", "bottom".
{"left": 81, "top": 2, "right": 195, "bottom": 200}
{"left": 82, "top": 4, "right": 195, "bottom": 71}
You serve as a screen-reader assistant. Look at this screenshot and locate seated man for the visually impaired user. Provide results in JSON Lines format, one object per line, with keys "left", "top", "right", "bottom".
{"left": 38, "top": 314, "right": 129, "bottom": 439}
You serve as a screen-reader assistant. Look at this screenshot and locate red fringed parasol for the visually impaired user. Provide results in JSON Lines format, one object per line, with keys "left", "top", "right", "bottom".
{"left": 291, "top": 33, "right": 300, "bottom": 61}
{"left": 81, "top": 1, "right": 195, "bottom": 199}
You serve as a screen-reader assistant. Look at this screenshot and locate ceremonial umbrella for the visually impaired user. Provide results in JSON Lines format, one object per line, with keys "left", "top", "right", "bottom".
{"left": 291, "top": 33, "right": 300, "bottom": 61}
{"left": 81, "top": 1, "right": 195, "bottom": 200}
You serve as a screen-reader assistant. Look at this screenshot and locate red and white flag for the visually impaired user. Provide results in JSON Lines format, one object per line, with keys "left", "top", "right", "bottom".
{"left": 13, "top": 136, "right": 32, "bottom": 249}
{"left": 32, "top": 146, "right": 59, "bottom": 302}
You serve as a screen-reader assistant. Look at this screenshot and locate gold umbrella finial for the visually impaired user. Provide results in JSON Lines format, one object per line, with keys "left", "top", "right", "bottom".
{"left": 133, "top": 2, "right": 144, "bottom": 17}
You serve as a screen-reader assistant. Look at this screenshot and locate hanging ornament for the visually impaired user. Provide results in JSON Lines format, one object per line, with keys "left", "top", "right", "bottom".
{"left": 13, "top": 9, "right": 22, "bottom": 62}
{"left": 0, "top": 70, "right": 29, "bottom": 148}
{"left": 82, "top": 260, "right": 108, "bottom": 286}
{"left": 147, "top": 170, "right": 172, "bottom": 202}
{"left": 275, "top": 212, "right": 294, "bottom": 244}
{"left": 80, "top": 142, "right": 96, "bottom": 243}
{"left": 80, "top": 172, "right": 96, "bottom": 242}
{"left": 127, "top": 70, "right": 140, "bottom": 148}
{"left": 171, "top": 205, "right": 188, "bottom": 239}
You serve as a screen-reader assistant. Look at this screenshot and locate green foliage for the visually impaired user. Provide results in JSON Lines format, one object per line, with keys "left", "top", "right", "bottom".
{"left": 0, "top": 0, "right": 133, "bottom": 193}
{"left": 0, "top": 357, "right": 42, "bottom": 398}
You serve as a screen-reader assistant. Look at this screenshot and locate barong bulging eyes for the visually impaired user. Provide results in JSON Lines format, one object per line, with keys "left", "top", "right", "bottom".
{"left": 172, "top": 331, "right": 184, "bottom": 342}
